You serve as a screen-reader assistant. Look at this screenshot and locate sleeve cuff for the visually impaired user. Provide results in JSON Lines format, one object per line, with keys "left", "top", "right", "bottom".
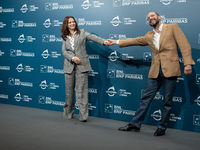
{"left": 72, "top": 57, "right": 75, "bottom": 62}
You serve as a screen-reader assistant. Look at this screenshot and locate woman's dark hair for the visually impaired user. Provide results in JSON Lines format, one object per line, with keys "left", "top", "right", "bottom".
{"left": 60, "top": 16, "right": 80, "bottom": 41}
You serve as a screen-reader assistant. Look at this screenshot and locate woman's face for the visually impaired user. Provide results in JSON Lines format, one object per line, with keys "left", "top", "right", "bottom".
{"left": 67, "top": 18, "right": 76, "bottom": 31}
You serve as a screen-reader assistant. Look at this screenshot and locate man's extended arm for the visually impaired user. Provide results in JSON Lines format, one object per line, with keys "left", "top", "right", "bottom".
{"left": 107, "top": 36, "right": 148, "bottom": 47}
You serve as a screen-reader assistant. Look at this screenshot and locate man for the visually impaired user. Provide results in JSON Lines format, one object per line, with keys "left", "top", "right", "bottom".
{"left": 108, "top": 12, "right": 195, "bottom": 136}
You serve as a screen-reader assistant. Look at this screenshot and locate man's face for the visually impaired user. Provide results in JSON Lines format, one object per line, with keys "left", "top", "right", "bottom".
{"left": 147, "top": 12, "right": 161, "bottom": 27}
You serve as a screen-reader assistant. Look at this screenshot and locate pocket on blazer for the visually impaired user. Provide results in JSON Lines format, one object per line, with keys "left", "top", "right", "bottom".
{"left": 170, "top": 57, "right": 179, "bottom": 62}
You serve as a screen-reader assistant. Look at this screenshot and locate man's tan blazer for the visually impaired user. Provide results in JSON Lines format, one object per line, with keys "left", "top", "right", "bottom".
{"left": 119, "top": 23, "right": 195, "bottom": 78}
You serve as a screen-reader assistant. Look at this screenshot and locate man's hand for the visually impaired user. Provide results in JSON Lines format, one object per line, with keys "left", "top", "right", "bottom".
{"left": 73, "top": 56, "right": 82, "bottom": 64}
{"left": 184, "top": 65, "right": 192, "bottom": 76}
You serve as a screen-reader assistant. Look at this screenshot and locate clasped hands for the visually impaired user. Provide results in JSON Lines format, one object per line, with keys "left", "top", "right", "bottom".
{"left": 104, "top": 39, "right": 117, "bottom": 46}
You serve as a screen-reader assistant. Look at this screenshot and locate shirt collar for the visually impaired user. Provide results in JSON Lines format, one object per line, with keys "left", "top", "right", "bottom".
{"left": 153, "top": 23, "right": 163, "bottom": 33}
{"left": 67, "top": 31, "right": 77, "bottom": 39}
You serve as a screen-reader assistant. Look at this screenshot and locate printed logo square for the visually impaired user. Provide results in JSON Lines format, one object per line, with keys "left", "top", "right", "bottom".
{"left": 45, "top": 3, "right": 52, "bottom": 11}
{"left": 107, "top": 69, "right": 115, "bottom": 78}
{"left": 193, "top": 115, "right": 200, "bottom": 126}
{"left": 105, "top": 104, "right": 113, "bottom": 113}
{"left": 143, "top": 52, "right": 152, "bottom": 62}
{"left": 40, "top": 65, "right": 47, "bottom": 73}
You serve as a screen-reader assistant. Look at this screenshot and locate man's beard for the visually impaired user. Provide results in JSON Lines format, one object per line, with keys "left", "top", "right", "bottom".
{"left": 149, "top": 18, "right": 159, "bottom": 27}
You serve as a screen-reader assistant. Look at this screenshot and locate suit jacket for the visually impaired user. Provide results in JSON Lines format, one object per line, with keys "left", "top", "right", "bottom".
{"left": 119, "top": 23, "right": 195, "bottom": 78}
{"left": 62, "top": 29, "right": 105, "bottom": 74}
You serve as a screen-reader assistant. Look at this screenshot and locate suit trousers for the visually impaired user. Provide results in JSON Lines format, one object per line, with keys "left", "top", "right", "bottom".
{"left": 130, "top": 67, "right": 177, "bottom": 130}
{"left": 63, "top": 65, "right": 88, "bottom": 121}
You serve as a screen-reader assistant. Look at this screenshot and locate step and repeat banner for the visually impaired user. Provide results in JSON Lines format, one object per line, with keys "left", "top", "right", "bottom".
{"left": 0, "top": 0, "right": 200, "bottom": 132}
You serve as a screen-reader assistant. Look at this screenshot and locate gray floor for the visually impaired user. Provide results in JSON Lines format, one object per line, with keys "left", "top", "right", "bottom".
{"left": 0, "top": 104, "right": 200, "bottom": 150}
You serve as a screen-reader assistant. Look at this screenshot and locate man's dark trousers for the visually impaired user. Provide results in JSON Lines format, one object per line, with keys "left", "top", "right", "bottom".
{"left": 130, "top": 66, "right": 177, "bottom": 130}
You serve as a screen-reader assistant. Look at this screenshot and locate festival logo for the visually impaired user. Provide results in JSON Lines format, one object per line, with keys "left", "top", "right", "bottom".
{"left": 20, "top": 4, "right": 28, "bottom": 13}
{"left": 16, "top": 63, "right": 34, "bottom": 72}
{"left": 18, "top": 34, "right": 36, "bottom": 43}
{"left": 43, "top": 18, "right": 51, "bottom": 28}
{"left": 110, "top": 16, "right": 122, "bottom": 26}
{"left": 108, "top": 51, "right": 119, "bottom": 61}
{"left": 39, "top": 80, "right": 59, "bottom": 90}
{"left": 106, "top": 86, "right": 117, "bottom": 97}
{"left": 14, "top": 93, "right": 22, "bottom": 102}
{"left": 41, "top": 49, "right": 61, "bottom": 59}
{"left": 160, "top": 0, "right": 174, "bottom": 5}
{"left": 81, "top": 0, "right": 104, "bottom": 9}
{"left": 14, "top": 93, "right": 32, "bottom": 102}
{"left": 41, "top": 49, "right": 50, "bottom": 59}
{"left": 151, "top": 109, "right": 162, "bottom": 121}
{"left": 81, "top": 0, "right": 91, "bottom": 9}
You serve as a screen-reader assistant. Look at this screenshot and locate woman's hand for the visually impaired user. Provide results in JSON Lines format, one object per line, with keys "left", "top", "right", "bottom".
{"left": 73, "top": 56, "right": 82, "bottom": 64}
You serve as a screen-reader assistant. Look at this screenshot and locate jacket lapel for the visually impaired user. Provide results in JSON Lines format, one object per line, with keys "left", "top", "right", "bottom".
{"left": 149, "top": 31, "right": 159, "bottom": 51}
{"left": 66, "top": 38, "right": 71, "bottom": 47}
{"left": 73, "top": 32, "right": 79, "bottom": 50}
{"left": 159, "top": 24, "right": 167, "bottom": 50}
{"left": 65, "top": 35, "right": 73, "bottom": 51}
{"left": 149, "top": 31, "right": 154, "bottom": 45}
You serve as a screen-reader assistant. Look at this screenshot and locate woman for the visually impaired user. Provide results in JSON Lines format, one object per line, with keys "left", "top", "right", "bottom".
{"left": 60, "top": 16, "right": 108, "bottom": 122}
